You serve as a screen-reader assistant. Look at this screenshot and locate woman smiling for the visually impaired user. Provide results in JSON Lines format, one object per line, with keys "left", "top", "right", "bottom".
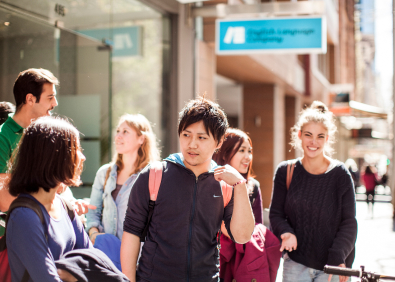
{"left": 269, "top": 101, "right": 357, "bottom": 282}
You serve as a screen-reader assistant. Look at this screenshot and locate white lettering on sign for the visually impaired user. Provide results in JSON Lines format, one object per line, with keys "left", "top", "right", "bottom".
{"left": 114, "top": 34, "right": 133, "bottom": 50}
{"left": 223, "top": 27, "right": 245, "bottom": 44}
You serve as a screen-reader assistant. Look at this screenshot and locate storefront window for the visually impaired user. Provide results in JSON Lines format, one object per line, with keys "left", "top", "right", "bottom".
{"left": 0, "top": 0, "right": 171, "bottom": 193}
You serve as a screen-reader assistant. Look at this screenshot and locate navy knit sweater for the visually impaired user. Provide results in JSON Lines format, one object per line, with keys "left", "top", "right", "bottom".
{"left": 269, "top": 160, "right": 357, "bottom": 271}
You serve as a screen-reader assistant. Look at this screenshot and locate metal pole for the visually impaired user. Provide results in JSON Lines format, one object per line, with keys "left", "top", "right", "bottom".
{"left": 392, "top": 0, "right": 395, "bottom": 215}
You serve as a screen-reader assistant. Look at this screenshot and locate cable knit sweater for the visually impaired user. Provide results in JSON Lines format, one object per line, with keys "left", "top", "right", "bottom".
{"left": 269, "top": 160, "right": 357, "bottom": 271}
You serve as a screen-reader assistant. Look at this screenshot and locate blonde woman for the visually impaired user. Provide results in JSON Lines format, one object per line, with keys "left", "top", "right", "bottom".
{"left": 86, "top": 114, "right": 160, "bottom": 243}
{"left": 269, "top": 101, "right": 357, "bottom": 282}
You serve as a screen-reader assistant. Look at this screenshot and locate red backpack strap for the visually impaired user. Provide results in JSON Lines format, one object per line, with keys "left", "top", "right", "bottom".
{"left": 148, "top": 161, "right": 163, "bottom": 201}
{"left": 286, "top": 159, "right": 297, "bottom": 190}
{"left": 220, "top": 181, "right": 233, "bottom": 207}
{"left": 141, "top": 161, "right": 163, "bottom": 242}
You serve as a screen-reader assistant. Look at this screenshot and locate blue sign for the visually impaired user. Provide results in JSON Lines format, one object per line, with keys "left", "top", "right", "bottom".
{"left": 78, "top": 26, "right": 142, "bottom": 57}
{"left": 216, "top": 16, "right": 326, "bottom": 55}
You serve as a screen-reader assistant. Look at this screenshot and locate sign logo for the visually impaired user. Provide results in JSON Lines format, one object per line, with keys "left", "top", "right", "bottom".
{"left": 223, "top": 27, "right": 245, "bottom": 44}
{"left": 78, "top": 26, "right": 142, "bottom": 58}
{"left": 114, "top": 34, "right": 133, "bottom": 50}
{"left": 216, "top": 16, "right": 326, "bottom": 55}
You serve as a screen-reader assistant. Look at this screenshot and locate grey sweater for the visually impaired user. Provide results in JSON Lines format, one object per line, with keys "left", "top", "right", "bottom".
{"left": 269, "top": 160, "right": 357, "bottom": 270}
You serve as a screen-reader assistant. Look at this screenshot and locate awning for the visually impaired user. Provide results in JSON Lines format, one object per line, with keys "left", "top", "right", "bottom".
{"left": 330, "top": 100, "right": 388, "bottom": 119}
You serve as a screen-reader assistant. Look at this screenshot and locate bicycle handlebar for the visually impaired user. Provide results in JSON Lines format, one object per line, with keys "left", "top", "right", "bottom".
{"left": 324, "top": 265, "right": 362, "bottom": 277}
{"left": 324, "top": 265, "right": 395, "bottom": 281}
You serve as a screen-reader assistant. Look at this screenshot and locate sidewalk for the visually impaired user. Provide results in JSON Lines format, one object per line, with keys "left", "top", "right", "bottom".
{"left": 351, "top": 201, "right": 395, "bottom": 279}
{"left": 275, "top": 201, "right": 395, "bottom": 282}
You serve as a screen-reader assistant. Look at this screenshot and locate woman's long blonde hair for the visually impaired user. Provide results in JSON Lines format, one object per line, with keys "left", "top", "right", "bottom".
{"left": 104, "top": 114, "right": 160, "bottom": 188}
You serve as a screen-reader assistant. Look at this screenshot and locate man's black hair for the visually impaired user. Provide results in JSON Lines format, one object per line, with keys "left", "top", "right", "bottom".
{"left": 0, "top": 101, "right": 15, "bottom": 125}
{"left": 178, "top": 96, "right": 228, "bottom": 144}
{"left": 13, "top": 68, "right": 59, "bottom": 112}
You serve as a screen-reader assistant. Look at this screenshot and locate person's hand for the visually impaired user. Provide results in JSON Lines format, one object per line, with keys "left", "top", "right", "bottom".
{"left": 90, "top": 232, "right": 105, "bottom": 245}
{"left": 280, "top": 232, "right": 297, "bottom": 252}
{"left": 72, "top": 199, "right": 96, "bottom": 216}
{"left": 328, "top": 264, "right": 348, "bottom": 282}
{"left": 214, "top": 165, "right": 244, "bottom": 187}
{"left": 58, "top": 269, "right": 77, "bottom": 282}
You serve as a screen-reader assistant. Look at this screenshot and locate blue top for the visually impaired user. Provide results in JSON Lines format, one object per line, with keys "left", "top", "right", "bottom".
{"left": 6, "top": 194, "right": 92, "bottom": 282}
{"left": 86, "top": 163, "right": 139, "bottom": 240}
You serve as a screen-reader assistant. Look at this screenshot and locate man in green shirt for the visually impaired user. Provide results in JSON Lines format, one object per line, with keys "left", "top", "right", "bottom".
{"left": 0, "top": 68, "right": 59, "bottom": 236}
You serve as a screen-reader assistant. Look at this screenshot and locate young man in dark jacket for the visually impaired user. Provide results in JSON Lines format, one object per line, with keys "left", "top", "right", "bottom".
{"left": 121, "top": 97, "right": 255, "bottom": 282}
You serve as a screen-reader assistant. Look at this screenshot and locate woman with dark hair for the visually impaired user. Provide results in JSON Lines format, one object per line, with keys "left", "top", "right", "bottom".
{"left": 213, "top": 128, "right": 262, "bottom": 224}
{"left": 214, "top": 129, "right": 282, "bottom": 282}
{"left": 362, "top": 165, "right": 379, "bottom": 214}
{"left": 5, "top": 116, "right": 92, "bottom": 281}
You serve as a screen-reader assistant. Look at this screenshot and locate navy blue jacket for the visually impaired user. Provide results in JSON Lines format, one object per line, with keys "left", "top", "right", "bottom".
{"left": 123, "top": 153, "right": 234, "bottom": 282}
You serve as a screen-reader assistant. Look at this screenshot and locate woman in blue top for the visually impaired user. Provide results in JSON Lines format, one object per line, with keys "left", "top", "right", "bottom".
{"left": 6, "top": 116, "right": 91, "bottom": 282}
{"left": 86, "top": 114, "right": 160, "bottom": 243}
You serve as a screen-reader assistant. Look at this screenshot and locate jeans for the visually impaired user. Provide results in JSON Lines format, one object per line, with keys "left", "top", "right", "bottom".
{"left": 283, "top": 253, "right": 339, "bottom": 282}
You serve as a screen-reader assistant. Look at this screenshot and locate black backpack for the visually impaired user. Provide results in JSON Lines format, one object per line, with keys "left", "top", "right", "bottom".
{"left": 0, "top": 195, "right": 74, "bottom": 282}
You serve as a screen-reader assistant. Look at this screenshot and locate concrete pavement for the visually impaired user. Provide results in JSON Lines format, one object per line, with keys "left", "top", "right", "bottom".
{"left": 351, "top": 201, "right": 395, "bottom": 280}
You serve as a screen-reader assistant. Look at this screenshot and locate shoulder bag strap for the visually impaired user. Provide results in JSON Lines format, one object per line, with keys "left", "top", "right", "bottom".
{"left": 148, "top": 161, "right": 163, "bottom": 201}
{"left": 286, "top": 160, "right": 297, "bottom": 190}
{"left": 220, "top": 181, "right": 232, "bottom": 207}
{"left": 140, "top": 161, "right": 163, "bottom": 242}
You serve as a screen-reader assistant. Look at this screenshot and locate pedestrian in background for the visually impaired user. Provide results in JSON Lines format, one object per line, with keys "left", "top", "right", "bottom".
{"left": 0, "top": 102, "right": 15, "bottom": 126}
{"left": 269, "top": 101, "right": 357, "bottom": 282}
{"left": 6, "top": 116, "right": 91, "bottom": 282}
{"left": 361, "top": 165, "right": 379, "bottom": 216}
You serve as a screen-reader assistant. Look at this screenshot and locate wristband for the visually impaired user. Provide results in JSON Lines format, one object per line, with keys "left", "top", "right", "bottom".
{"left": 232, "top": 179, "right": 247, "bottom": 188}
{"left": 89, "top": 231, "right": 99, "bottom": 240}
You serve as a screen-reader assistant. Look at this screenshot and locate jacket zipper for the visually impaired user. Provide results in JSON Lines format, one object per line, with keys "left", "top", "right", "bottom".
{"left": 187, "top": 176, "right": 198, "bottom": 282}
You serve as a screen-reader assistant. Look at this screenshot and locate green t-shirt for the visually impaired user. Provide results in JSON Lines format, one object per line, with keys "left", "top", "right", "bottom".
{"left": 0, "top": 114, "right": 23, "bottom": 236}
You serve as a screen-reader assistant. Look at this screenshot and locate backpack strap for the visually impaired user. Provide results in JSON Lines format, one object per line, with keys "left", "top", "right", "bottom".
{"left": 0, "top": 196, "right": 47, "bottom": 282}
{"left": 286, "top": 159, "right": 297, "bottom": 190}
{"left": 148, "top": 161, "right": 163, "bottom": 201}
{"left": 140, "top": 161, "right": 163, "bottom": 242}
{"left": 220, "top": 181, "right": 232, "bottom": 207}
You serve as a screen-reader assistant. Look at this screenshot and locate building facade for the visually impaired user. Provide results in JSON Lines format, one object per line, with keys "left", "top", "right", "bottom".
{"left": 194, "top": 0, "right": 356, "bottom": 208}
{"left": 0, "top": 0, "right": 358, "bottom": 205}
